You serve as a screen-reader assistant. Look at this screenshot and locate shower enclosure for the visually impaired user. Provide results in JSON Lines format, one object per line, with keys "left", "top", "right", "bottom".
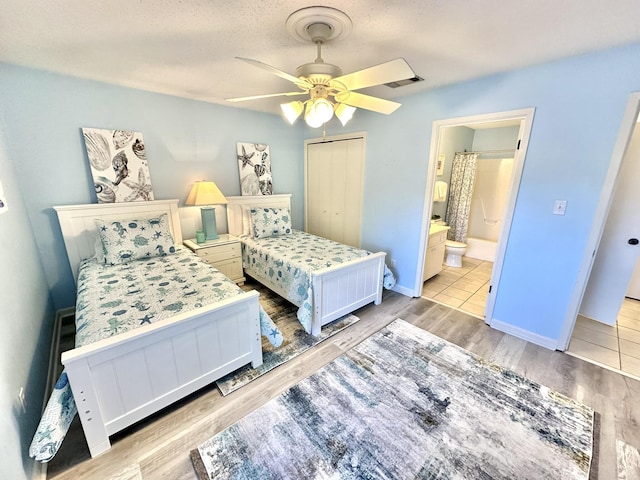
{"left": 465, "top": 155, "right": 515, "bottom": 261}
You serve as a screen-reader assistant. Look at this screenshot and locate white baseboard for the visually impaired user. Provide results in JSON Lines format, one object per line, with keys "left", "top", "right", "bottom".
{"left": 488, "top": 318, "right": 557, "bottom": 350}
{"left": 391, "top": 284, "right": 413, "bottom": 297}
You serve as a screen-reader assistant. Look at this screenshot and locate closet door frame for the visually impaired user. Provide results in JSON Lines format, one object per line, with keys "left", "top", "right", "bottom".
{"left": 304, "top": 132, "right": 367, "bottom": 247}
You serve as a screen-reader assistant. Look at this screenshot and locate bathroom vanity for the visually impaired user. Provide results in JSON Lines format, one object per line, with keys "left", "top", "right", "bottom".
{"left": 423, "top": 224, "right": 450, "bottom": 281}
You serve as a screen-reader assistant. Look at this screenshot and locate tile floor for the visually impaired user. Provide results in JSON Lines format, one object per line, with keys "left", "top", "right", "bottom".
{"left": 421, "top": 255, "right": 640, "bottom": 379}
{"left": 421, "top": 256, "right": 492, "bottom": 319}
{"left": 567, "top": 298, "right": 640, "bottom": 378}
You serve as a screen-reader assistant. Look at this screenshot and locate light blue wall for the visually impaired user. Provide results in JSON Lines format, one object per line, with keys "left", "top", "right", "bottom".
{"left": 308, "top": 42, "right": 640, "bottom": 343}
{"left": 2, "top": 42, "right": 640, "bottom": 476}
{"left": 0, "top": 120, "right": 54, "bottom": 480}
{"left": 0, "top": 63, "right": 305, "bottom": 310}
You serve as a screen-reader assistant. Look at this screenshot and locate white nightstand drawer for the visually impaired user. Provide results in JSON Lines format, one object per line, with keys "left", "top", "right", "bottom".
{"left": 197, "top": 243, "right": 241, "bottom": 262}
{"left": 183, "top": 235, "right": 245, "bottom": 285}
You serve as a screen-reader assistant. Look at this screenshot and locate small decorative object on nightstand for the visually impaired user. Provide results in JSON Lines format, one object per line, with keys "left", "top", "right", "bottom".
{"left": 184, "top": 234, "right": 245, "bottom": 285}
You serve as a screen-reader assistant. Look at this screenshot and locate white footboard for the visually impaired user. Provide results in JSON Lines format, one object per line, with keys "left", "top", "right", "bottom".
{"left": 310, "top": 252, "right": 386, "bottom": 335}
{"left": 62, "top": 291, "right": 262, "bottom": 458}
{"left": 225, "top": 194, "right": 386, "bottom": 336}
{"left": 244, "top": 253, "right": 386, "bottom": 336}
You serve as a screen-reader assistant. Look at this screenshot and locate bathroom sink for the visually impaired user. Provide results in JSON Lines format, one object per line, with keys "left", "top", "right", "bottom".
{"left": 429, "top": 223, "right": 450, "bottom": 235}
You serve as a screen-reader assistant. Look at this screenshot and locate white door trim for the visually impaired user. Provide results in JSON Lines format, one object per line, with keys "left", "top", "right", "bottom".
{"left": 557, "top": 92, "right": 640, "bottom": 350}
{"left": 414, "top": 108, "right": 535, "bottom": 329}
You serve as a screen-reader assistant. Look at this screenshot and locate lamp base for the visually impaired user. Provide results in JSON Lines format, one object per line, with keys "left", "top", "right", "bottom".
{"left": 201, "top": 206, "right": 219, "bottom": 240}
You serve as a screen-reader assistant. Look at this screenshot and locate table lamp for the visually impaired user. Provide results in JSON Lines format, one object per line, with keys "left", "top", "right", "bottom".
{"left": 185, "top": 180, "right": 228, "bottom": 240}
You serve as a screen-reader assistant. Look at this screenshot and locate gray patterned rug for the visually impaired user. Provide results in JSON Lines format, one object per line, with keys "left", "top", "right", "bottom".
{"left": 193, "top": 319, "right": 597, "bottom": 480}
{"left": 215, "top": 279, "right": 359, "bottom": 396}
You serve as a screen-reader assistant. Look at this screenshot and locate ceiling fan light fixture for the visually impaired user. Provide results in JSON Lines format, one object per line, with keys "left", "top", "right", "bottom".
{"left": 304, "top": 100, "right": 325, "bottom": 128}
{"left": 335, "top": 103, "right": 356, "bottom": 126}
{"left": 230, "top": 7, "right": 415, "bottom": 129}
{"left": 281, "top": 100, "right": 304, "bottom": 124}
{"left": 310, "top": 97, "right": 334, "bottom": 124}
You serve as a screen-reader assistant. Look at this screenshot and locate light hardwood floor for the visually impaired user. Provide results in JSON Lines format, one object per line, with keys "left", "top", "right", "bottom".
{"left": 47, "top": 286, "right": 640, "bottom": 479}
{"left": 422, "top": 257, "right": 640, "bottom": 380}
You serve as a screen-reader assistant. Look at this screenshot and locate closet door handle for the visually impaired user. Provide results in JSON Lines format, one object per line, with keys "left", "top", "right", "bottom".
{"left": 629, "top": 238, "right": 639, "bottom": 245}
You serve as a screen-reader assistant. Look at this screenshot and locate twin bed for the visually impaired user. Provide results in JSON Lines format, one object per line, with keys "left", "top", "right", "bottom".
{"left": 31, "top": 195, "right": 393, "bottom": 461}
{"left": 226, "top": 194, "right": 391, "bottom": 336}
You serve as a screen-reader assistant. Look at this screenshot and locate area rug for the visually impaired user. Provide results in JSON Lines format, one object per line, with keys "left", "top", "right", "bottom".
{"left": 215, "top": 280, "right": 359, "bottom": 396}
{"left": 193, "top": 318, "right": 596, "bottom": 480}
{"left": 617, "top": 440, "right": 640, "bottom": 479}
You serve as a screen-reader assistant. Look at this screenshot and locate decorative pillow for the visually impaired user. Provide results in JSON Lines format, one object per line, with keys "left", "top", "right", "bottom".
{"left": 241, "top": 205, "right": 254, "bottom": 238}
{"left": 250, "top": 207, "right": 292, "bottom": 239}
{"left": 93, "top": 235, "right": 105, "bottom": 264}
{"left": 95, "top": 213, "right": 176, "bottom": 265}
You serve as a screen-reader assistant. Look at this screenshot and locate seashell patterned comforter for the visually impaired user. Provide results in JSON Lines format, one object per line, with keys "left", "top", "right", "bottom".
{"left": 29, "top": 246, "right": 282, "bottom": 462}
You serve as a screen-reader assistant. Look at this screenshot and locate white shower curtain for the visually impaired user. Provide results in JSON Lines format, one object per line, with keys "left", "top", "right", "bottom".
{"left": 446, "top": 152, "right": 478, "bottom": 242}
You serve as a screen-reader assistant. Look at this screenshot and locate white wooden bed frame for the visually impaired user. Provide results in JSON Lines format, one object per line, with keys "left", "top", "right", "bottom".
{"left": 226, "top": 194, "right": 386, "bottom": 336}
{"left": 54, "top": 199, "right": 263, "bottom": 458}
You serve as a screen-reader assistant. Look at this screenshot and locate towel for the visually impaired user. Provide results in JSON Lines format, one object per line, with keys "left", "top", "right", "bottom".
{"left": 433, "top": 181, "right": 448, "bottom": 202}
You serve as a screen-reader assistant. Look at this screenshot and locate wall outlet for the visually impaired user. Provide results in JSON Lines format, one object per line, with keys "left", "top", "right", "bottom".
{"left": 17, "top": 387, "right": 27, "bottom": 414}
{"left": 390, "top": 258, "right": 396, "bottom": 268}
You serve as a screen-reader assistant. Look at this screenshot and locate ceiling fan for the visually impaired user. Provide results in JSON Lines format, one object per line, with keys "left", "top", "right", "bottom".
{"left": 226, "top": 6, "right": 418, "bottom": 128}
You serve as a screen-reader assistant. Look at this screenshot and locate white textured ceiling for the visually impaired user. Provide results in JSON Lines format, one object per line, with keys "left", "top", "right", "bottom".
{"left": 1, "top": 1, "right": 640, "bottom": 115}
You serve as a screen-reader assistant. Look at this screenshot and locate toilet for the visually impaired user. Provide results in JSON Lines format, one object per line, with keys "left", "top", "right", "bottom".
{"left": 444, "top": 240, "right": 467, "bottom": 268}
{"left": 431, "top": 219, "right": 468, "bottom": 268}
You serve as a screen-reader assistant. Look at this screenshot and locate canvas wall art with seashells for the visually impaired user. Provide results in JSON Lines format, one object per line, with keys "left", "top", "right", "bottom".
{"left": 236, "top": 142, "right": 273, "bottom": 195}
{"left": 82, "top": 127, "right": 154, "bottom": 203}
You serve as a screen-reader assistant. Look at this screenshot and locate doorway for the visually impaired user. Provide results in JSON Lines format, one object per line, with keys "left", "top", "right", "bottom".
{"left": 415, "top": 108, "right": 535, "bottom": 326}
{"left": 563, "top": 95, "right": 640, "bottom": 377}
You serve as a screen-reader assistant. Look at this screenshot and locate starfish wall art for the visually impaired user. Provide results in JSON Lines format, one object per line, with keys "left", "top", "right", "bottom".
{"left": 236, "top": 142, "right": 273, "bottom": 196}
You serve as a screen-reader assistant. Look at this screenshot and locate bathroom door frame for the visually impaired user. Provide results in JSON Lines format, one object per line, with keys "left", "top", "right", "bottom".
{"left": 414, "top": 108, "right": 535, "bottom": 326}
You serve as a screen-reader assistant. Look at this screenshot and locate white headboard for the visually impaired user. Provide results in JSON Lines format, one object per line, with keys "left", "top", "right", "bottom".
{"left": 54, "top": 199, "right": 182, "bottom": 285}
{"left": 226, "top": 194, "right": 292, "bottom": 237}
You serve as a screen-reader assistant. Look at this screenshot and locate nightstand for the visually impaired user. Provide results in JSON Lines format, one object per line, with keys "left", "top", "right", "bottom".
{"left": 183, "top": 234, "right": 245, "bottom": 285}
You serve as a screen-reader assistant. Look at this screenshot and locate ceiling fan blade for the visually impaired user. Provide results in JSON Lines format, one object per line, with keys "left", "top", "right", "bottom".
{"left": 333, "top": 58, "right": 416, "bottom": 91}
{"left": 335, "top": 91, "right": 401, "bottom": 115}
{"left": 236, "top": 57, "right": 312, "bottom": 89}
{"left": 226, "top": 91, "right": 308, "bottom": 102}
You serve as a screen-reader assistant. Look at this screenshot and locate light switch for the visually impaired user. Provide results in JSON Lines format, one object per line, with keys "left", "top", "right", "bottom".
{"left": 553, "top": 200, "right": 567, "bottom": 215}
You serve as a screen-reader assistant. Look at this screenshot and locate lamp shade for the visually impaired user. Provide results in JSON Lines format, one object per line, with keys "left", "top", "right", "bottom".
{"left": 335, "top": 103, "right": 356, "bottom": 126}
{"left": 185, "top": 180, "right": 228, "bottom": 206}
{"left": 311, "top": 98, "right": 334, "bottom": 124}
{"left": 281, "top": 100, "right": 304, "bottom": 124}
{"left": 304, "top": 100, "right": 325, "bottom": 128}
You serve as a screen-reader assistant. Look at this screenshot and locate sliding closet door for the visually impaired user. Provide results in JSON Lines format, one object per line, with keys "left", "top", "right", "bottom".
{"left": 305, "top": 136, "right": 364, "bottom": 247}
